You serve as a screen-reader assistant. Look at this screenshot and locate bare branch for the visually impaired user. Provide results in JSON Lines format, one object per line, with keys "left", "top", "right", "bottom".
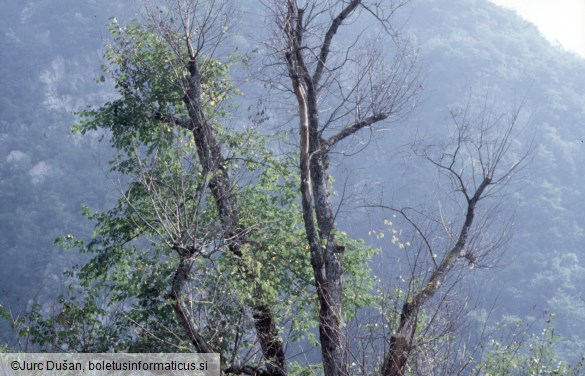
{"left": 380, "top": 99, "right": 530, "bottom": 375}
{"left": 313, "top": 0, "right": 361, "bottom": 85}
{"left": 326, "top": 113, "right": 388, "bottom": 150}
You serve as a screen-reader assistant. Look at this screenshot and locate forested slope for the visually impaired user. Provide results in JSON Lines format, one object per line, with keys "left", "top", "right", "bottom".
{"left": 0, "top": 0, "right": 128, "bottom": 342}
{"left": 343, "top": 0, "right": 585, "bottom": 361}
{"left": 1, "top": 0, "right": 584, "bottom": 366}
{"left": 419, "top": 0, "right": 585, "bottom": 360}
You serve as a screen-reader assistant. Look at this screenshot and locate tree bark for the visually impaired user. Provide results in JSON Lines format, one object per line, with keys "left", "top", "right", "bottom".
{"left": 280, "top": 1, "right": 418, "bottom": 374}
{"left": 381, "top": 177, "right": 491, "bottom": 376}
{"left": 282, "top": 2, "right": 354, "bottom": 375}
{"left": 168, "top": 254, "right": 212, "bottom": 353}
{"left": 165, "top": 54, "right": 286, "bottom": 375}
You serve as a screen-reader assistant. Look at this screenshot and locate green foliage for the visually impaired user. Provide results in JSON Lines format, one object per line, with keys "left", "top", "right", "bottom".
{"left": 338, "top": 231, "right": 378, "bottom": 317}
{"left": 0, "top": 306, "right": 9, "bottom": 324}
{"left": 475, "top": 313, "right": 585, "bottom": 375}
{"left": 73, "top": 16, "right": 239, "bottom": 154}
{"left": 19, "top": 295, "right": 122, "bottom": 352}
{"left": 288, "top": 362, "right": 323, "bottom": 376}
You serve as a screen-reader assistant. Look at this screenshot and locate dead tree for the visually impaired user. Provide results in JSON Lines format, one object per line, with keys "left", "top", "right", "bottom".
{"left": 380, "top": 102, "right": 530, "bottom": 375}
{"left": 272, "top": 1, "right": 420, "bottom": 375}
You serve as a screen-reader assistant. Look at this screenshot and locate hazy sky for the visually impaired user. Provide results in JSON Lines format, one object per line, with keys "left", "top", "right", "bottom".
{"left": 490, "top": 0, "right": 585, "bottom": 58}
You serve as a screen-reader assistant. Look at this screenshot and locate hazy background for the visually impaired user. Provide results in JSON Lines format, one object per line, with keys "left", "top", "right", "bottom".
{"left": 1, "top": 0, "right": 585, "bottom": 362}
{"left": 491, "top": 0, "right": 585, "bottom": 58}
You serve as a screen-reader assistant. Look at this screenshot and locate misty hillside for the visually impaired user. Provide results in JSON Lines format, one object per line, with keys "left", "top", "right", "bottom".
{"left": 1, "top": 0, "right": 585, "bottom": 368}
{"left": 414, "top": 0, "right": 585, "bottom": 359}
{"left": 338, "top": 0, "right": 585, "bottom": 360}
{"left": 0, "top": 0, "right": 126, "bottom": 341}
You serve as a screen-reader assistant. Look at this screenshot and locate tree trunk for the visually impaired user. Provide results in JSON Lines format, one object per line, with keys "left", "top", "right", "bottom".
{"left": 283, "top": 3, "right": 347, "bottom": 375}
{"left": 171, "top": 56, "right": 286, "bottom": 375}
{"left": 381, "top": 177, "right": 491, "bottom": 375}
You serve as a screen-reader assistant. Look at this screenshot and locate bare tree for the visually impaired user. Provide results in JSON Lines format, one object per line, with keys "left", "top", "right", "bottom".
{"left": 270, "top": 1, "right": 421, "bottom": 375}
{"left": 379, "top": 101, "right": 530, "bottom": 375}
